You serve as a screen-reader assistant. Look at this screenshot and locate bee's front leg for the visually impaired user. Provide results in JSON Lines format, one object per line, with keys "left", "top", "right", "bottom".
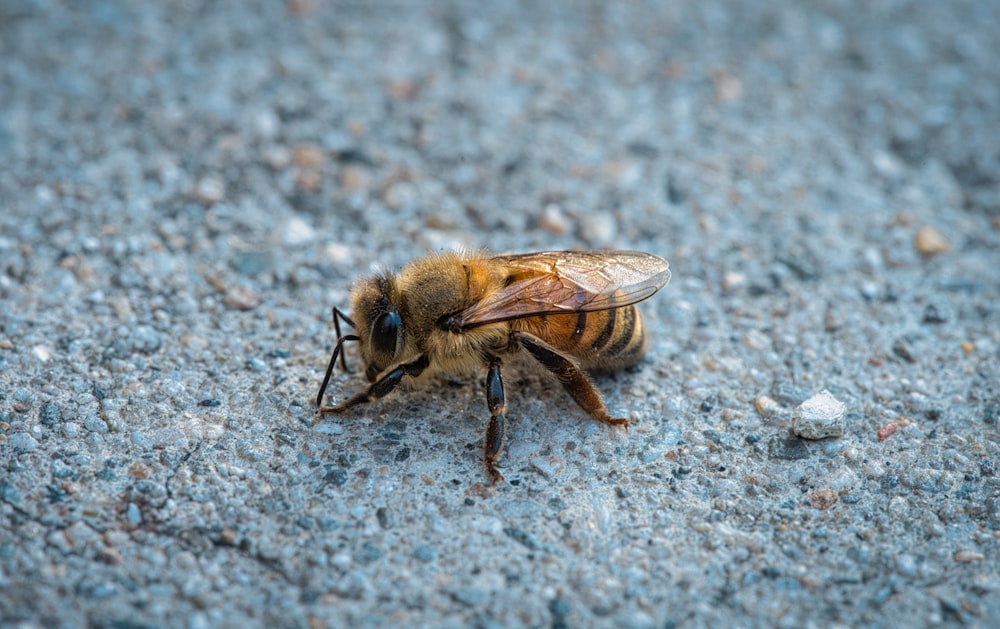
{"left": 483, "top": 356, "right": 507, "bottom": 483}
{"left": 315, "top": 354, "right": 430, "bottom": 419}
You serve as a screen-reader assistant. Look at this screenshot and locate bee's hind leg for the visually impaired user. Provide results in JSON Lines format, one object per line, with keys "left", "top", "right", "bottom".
{"left": 511, "top": 331, "right": 631, "bottom": 428}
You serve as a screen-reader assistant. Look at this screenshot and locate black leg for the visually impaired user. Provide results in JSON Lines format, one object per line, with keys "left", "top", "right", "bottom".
{"left": 483, "top": 356, "right": 507, "bottom": 483}
{"left": 316, "top": 354, "right": 430, "bottom": 418}
{"left": 512, "top": 331, "right": 630, "bottom": 427}
{"left": 316, "top": 332, "right": 360, "bottom": 407}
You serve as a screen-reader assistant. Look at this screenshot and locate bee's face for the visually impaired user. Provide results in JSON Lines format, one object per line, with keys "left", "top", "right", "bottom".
{"left": 352, "top": 277, "right": 404, "bottom": 382}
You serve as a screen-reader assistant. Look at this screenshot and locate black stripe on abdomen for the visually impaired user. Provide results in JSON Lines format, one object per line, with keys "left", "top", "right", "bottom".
{"left": 590, "top": 306, "right": 617, "bottom": 353}
{"left": 603, "top": 306, "right": 637, "bottom": 357}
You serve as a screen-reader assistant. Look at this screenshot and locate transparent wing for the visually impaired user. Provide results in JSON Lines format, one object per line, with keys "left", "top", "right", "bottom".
{"left": 456, "top": 250, "right": 670, "bottom": 327}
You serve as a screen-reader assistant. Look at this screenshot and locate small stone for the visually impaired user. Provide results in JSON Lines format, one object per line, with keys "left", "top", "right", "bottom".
{"left": 0, "top": 338, "right": 13, "bottom": 350}
{"left": 280, "top": 216, "right": 316, "bottom": 246}
{"left": 263, "top": 145, "right": 291, "bottom": 169}
{"left": 223, "top": 286, "right": 263, "bottom": 311}
{"left": 292, "top": 143, "right": 325, "bottom": 169}
{"left": 412, "top": 545, "right": 436, "bottom": 563}
{"left": 808, "top": 488, "right": 838, "bottom": 510}
{"left": 193, "top": 176, "right": 225, "bottom": 205}
{"left": 529, "top": 455, "right": 564, "bottom": 478}
{"left": 922, "top": 304, "right": 947, "bottom": 324}
{"left": 961, "top": 341, "right": 975, "bottom": 355}
{"left": 580, "top": 213, "right": 617, "bottom": 247}
{"left": 753, "top": 395, "right": 782, "bottom": 419}
{"left": 767, "top": 436, "right": 812, "bottom": 460}
{"left": 32, "top": 345, "right": 52, "bottom": 362}
{"left": 900, "top": 466, "right": 954, "bottom": 493}
{"left": 287, "top": 0, "right": 314, "bottom": 17}
{"left": 713, "top": 69, "right": 743, "bottom": 103}
{"left": 8, "top": 433, "right": 40, "bottom": 452}
{"left": 721, "top": 271, "right": 746, "bottom": 293}
{"left": 892, "top": 338, "right": 917, "bottom": 363}
{"left": 295, "top": 170, "right": 323, "bottom": 192}
{"left": 383, "top": 181, "right": 418, "bottom": 211}
{"left": 97, "top": 547, "right": 123, "bottom": 565}
{"left": 354, "top": 542, "right": 383, "bottom": 565}
{"left": 954, "top": 549, "right": 984, "bottom": 563}
{"left": 84, "top": 415, "right": 109, "bottom": 433}
{"left": 877, "top": 422, "right": 899, "bottom": 442}
{"left": 12, "top": 388, "right": 33, "bottom": 412}
{"left": 743, "top": 330, "right": 771, "bottom": 351}
{"left": 914, "top": 226, "right": 950, "bottom": 256}
{"left": 451, "top": 587, "right": 488, "bottom": 607}
{"left": 791, "top": 389, "right": 846, "bottom": 440}
{"left": 538, "top": 204, "right": 570, "bottom": 234}
{"left": 320, "top": 242, "right": 351, "bottom": 265}
{"left": 376, "top": 507, "right": 395, "bottom": 530}
{"left": 339, "top": 166, "right": 370, "bottom": 192}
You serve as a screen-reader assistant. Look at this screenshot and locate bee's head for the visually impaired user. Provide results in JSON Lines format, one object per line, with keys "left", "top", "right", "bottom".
{"left": 351, "top": 275, "right": 404, "bottom": 382}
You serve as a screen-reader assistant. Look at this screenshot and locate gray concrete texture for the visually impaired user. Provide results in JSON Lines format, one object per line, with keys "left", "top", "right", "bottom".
{"left": 2, "top": 1, "right": 999, "bottom": 627}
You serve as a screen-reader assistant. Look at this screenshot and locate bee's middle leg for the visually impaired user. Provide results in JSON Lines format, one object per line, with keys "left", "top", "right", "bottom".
{"left": 316, "top": 354, "right": 429, "bottom": 418}
{"left": 483, "top": 356, "right": 507, "bottom": 483}
{"left": 512, "top": 331, "right": 630, "bottom": 428}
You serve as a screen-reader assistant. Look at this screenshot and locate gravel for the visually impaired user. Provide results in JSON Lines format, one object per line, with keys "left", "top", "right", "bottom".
{"left": 2, "top": 1, "right": 999, "bottom": 628}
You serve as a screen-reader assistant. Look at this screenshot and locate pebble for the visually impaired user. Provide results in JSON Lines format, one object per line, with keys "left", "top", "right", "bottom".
{"left": 892, "top": 338, "right": 916, "bottom": 363}
{"left": 8, "top": 432, "right": 40, "bottom": 452}
{"left": 223, "top": 286, "right": 263, "bottom": 311}
{"left": 538, "top": 203, "right": 570, "bottom": 234}
{"left": 129, "top": 325, "right": 163, "bottom": 354}
{"left": 900, "top": 466, "right": 955, "bottom": 493}
{"left": 412, "top": 545, "right": 436, "bottom": 563}
{"left": 754, "top": 395, "right": 782, "bottom": 419}
{"left": 84, "top": 414, "right": 109, "bottom": 433}
{"left": 280, "top": 216, "right": 316, "bottom": 246}
{"left": 354, "top": 542, "right": 383, "bottom": 565}
{"left": 12, "top": 388, "right": 33, "bottom": 412}
{"left": 913, "top": 226, "right": 950, "bottom": 256}
{"left": 743, "top": 330, "right": 771, "bottom": 351}
{"left": 193, "top": 176, "right": 225, "bottom": 205}
{"left": 579, "top": 212, "right": 616, "bottom": 247}
{"left": 808, "top": 489, "right": 838, "bottom": 510}
{"left": 339, "top": 165, "right": 370, "bottom": 192}
{"left": 877, "top": 422, "right": 899, "bottom": 442}
{"left": 791, "top": 390, "right": 846, "bottom": 439}
{"left": 954, "top": 549, "right": 984, "bottom": 562}
{"left": 721, "top": 271, "right": 747, "bottom": 293}
{"left": 291, "top": 143, "right": 325, "bottom": 169}
{"left": 263, "top": 145, "right": 291, "bottom": 169}
{"left": 451, "top": 587, "right": 488, "bottom": 607}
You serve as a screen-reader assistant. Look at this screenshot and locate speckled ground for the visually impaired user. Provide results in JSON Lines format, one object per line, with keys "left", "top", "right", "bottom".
{"left": 2, "top": 1, "right": 999, "bottom": 627}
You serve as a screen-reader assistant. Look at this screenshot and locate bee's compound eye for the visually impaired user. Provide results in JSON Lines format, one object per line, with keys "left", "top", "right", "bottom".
{"left": 371, "top": 309, "right": 402, "bottom": 363}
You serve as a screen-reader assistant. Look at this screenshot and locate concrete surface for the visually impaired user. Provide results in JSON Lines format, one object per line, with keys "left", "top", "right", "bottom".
{"left": 2, "top": 1, "right": 999, "bottom": 627}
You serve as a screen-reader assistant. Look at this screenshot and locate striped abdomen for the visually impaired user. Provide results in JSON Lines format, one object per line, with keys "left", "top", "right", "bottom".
{"left": 515, "top": 305, "right": 647, "bottom": 372}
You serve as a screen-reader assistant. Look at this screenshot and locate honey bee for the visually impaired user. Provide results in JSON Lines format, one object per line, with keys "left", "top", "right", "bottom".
{"left": 315, "top": 250, "right": 670, "bottom": 482}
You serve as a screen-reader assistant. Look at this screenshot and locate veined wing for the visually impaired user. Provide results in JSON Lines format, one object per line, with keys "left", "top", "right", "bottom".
{"left": 454, "top": 250, "right": 670, "bottom": 328}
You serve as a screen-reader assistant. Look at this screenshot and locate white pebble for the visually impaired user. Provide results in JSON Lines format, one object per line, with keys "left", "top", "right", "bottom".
{"left": 792, "top": 389, "right": 846, "bottom": 439}
{"left": 280, "top": 216, "right": 316, "bottom": 246}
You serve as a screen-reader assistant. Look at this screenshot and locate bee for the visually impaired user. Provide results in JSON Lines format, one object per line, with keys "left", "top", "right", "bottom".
{"left": 315, "top": 250, "right": 670, "bottom": 482}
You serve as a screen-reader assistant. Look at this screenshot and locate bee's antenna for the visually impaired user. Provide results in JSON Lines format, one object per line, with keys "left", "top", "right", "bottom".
{"left": 332, "top": 306, "right": 356, "bottom": 371}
